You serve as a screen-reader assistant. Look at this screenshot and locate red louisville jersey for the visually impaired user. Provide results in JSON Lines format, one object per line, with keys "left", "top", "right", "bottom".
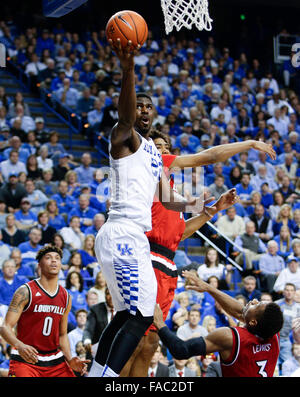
{"left": 16, "top": 279, "right": 70, "bottom": 353}
{"left": 146, "top": 154, "right": 186, "bottom": 252}
{"left": 221, "top": 327, "right": 280, "bottom": 377}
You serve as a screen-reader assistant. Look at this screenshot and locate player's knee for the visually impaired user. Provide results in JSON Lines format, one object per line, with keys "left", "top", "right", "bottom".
{"left": 141, "top": 331, "right": 160, "bottom": 359}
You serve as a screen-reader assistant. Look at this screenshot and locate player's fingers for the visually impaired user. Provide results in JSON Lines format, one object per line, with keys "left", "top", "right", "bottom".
{"left": 204, "top": 196, "right": 215, "bottom": 204}
{"left": 125, "top": 40, "right": 133, "bottom": 51}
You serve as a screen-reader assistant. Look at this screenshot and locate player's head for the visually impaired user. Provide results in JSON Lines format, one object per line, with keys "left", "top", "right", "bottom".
{"left": 242, "top": 299, "right": 283, "bottom": 340}
{"left": 36, "top": 245, "right": 63, "bottom": 276}
{"left": 150, "top": 129, "right": 172, "bottom": 155}
{"left": 135, "top": 92, "right": 155, "bottom": 136}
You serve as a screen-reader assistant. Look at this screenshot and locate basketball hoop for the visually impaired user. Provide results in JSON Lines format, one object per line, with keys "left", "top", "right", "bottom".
{"left": 161, "top": 0, "right": 213, "bottom": 34}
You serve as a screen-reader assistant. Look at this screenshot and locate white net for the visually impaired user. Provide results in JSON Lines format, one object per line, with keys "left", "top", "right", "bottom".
{"left": 161, "top": 0, "right": 213, "bottom": 35}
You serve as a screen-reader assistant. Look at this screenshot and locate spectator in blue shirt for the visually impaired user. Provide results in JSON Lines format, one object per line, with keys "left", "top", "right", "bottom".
{"left": 0, "top": 259, "right": 29, "bottom": 305}
{"left": 238, "top": 275, "right": 262, "bottom": 302}
{"left": 3, "top": 135, "right": 30, "bottom": 164}
{"left": 156, "top": 95, "right": 172, "bottom": 117}
{"left": 272, "top": 203, "right": 297, "bottom": 237}
{"left": 51, "top": 180, "right": 75, "bottom": 216}
{"left": 281, "top": 343, "right": 300, "bottom": 377}
{"left": 68, "top": 194, "right": 98, "bottom": 233}
{"left": 77, "top": 234, "right": 98, "bottom": 268}
{"left": 45, "top": 130, "right": 67, "bottom": 162}
{"left": 80, "top": 185, "right": 107, "bottom": 213}
{"left": 0, "top": 150, "right": 27, "bottom": 182}
{"left": 52, "top": 233, "right": 71, "bottom": 267}
{"left": 36, "top": 29, "right": 55, "bottom": 57}
{"left": 84, "top": 213, "right": 106, "bottom": 237}
{"left": 24, "top": 178, "right": 48, "bottom": 215}
{"left": 87, "top": 98, "right": 104, "bottom": 128}
{"left": 18, "top": 227, "right": 42, "bottom": 272}
{"left": 66, "top": 251, "right": 94, "bottom": 288}
{"left": 74, "top": 152, "right": 96, "bottom": 185}
{"left": 200, "top": 299, "right": 237, "bottom": 328}
{"left": 260, "top": 182, "right": 274, "bottom": 209}
{"left": 274, "top": 225, "right": 293, "bottom": 259}
{"left": 46, "top": 199, "right": 67, "bottom": 231}
{"left": 10, "top": 248, "right": 34, "bottom": 278}
{"left": 14, "top": 197, "right": 38, "bottom": 233}
{"left": 174, "top": 133, "right": 197, "bottom": 155}
{"left": 50, "top": 69, "right": 66, "bottom": 92}
{"left": 65, "top": 270, "right": 88, "bottom": 328}
{"left": 235, "top": 172, "right": 253, "bottom": 208}
{"left": 76, "top": 87, "right": 95, "bottom": 122}
{"left": 54, "top": 78, "right": 80, "bottom": 109}
{"left": 258, "top": 239, "right": 286, "bottom": 293}
{"left": 79, "top": 61, "right": 96, "bottom": 86}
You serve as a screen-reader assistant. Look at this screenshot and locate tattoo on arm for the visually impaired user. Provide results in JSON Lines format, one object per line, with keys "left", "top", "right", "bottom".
{"left": 8, "top": 285, "right": 29, "bottom": 313}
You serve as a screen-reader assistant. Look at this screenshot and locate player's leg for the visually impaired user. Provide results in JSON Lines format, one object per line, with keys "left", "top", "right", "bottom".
{"left": 102, "top": 309, "right": 153, "bottom": 377}
{"left": 89, "top": 309, "right": 131, "bottom": 377}
{"left": 128, "top": 331, "right": 160, "bottom": 377}
{"left": 129, "top": 267, "right": 177, "bottom": 377}
{"left": 119, "top": 335, "right": 145, "bottom": 377}
{"left": 93, "top": 222, "right": 157, "bottom": 377}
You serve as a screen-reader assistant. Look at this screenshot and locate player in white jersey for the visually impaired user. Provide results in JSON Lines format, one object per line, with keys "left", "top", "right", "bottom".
{"left": 88, "top": 39, "right": 203, "bottom": 378}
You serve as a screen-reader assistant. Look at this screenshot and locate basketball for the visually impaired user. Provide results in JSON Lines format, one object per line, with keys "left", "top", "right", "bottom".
{"left": 105, "top": 10, "right": 148, "bottom": 49}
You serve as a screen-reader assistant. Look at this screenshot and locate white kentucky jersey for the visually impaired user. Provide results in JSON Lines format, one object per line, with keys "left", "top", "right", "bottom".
{"left": 108, "top": 133, "right": 162, "bottom": 232}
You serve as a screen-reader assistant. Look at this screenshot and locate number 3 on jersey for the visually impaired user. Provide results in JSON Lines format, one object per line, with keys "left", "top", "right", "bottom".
{"left": 42, "top": 316, "right": 53, "bottom": 336}
{"left": 256, "top": 360, "right": 268, "bottom": 377}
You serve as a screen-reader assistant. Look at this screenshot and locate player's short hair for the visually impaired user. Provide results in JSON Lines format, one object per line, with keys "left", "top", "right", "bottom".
{"left": 36, "top": 245, "right": 63, "bottom": 262}
{"left": 136, "top": 92, "right": 153, "bottom": 103}
{"left": 251, "top": 302, "right": 283, "bottom": 340}
{"left": 150, "top": 129, "right": 172, "bottom": 149}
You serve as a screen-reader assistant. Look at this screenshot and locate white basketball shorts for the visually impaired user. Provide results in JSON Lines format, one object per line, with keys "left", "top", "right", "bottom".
{"left": 94, "top": 217, "right": 157, "bottom": 317}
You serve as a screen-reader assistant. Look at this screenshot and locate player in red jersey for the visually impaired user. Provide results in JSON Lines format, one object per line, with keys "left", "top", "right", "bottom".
{"left": 120, "top": 130, "right": 277, "bottom": 377}
{"left": 0, "top": 245, "right": 90, "bottom": 377}
{"left": 154, "top": 270, "right": 283, "bottom": 377}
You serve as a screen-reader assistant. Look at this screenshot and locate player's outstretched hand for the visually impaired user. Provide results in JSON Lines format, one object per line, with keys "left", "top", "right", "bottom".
{"left": 182, "top": 270, "right": 209, "bottom": 293}
{"left": 252, "top": 140, "right": 276, "bottom": 160}
{"left": 153, "top": 304, "right": 165, "bottom": 330}
{"left": 69, "top": 356, "right": 91, "bottom": 376}
{"left": 186, "top": 192, "right": 216, "bottom": 215}
{"left": 108, "top": 38, "right": 141, "bottom": 70}
{"left": 215, "top": 188, "right": 239, "bottom": 212}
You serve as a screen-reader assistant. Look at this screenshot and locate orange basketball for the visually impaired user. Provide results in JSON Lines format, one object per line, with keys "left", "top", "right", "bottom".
{"left": 105, "top": 10, "right": 148, "bottom": 49}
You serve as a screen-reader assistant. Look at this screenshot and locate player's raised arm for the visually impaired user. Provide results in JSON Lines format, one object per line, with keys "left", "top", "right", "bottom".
{"left": 0, "top": 285, "right": 39, "bottom": 364}
{"left": 153, "top": 304, "right": 233, "bottom": 360}
{"left": 170, "top": 140, "right": 276, "bottom": 169}
{"left": 183, "top": 271, "right": 244, "bottom": 321}
{"left": 109, "top": 39, "right": 141, "bottom": 149}
{"left": 181, "top": 188, "right": 239, "bottom": 240}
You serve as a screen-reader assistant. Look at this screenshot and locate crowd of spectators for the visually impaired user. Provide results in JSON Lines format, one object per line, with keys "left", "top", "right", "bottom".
{"left": 0, "top": 19, "right": 299, "bottom": 376}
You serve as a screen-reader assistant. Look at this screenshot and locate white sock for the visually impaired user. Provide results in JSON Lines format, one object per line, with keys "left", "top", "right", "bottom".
{"left": 87, "top": 360, "right": 104, "bottom": 377}
{"left": 101, "top": 364, "right": 119, "bottom": 377}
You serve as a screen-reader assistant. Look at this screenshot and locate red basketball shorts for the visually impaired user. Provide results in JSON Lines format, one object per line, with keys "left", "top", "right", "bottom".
{"left": 146, "top": 251, "right": 178, "bottom": 334}
{"left": 8, "top": 359, "right": 76, "bottom": 377}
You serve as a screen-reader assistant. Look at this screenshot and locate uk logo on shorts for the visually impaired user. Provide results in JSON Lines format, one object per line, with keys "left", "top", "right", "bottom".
{"left": 117, "top": 243, "right": 133, "bottom": 256}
